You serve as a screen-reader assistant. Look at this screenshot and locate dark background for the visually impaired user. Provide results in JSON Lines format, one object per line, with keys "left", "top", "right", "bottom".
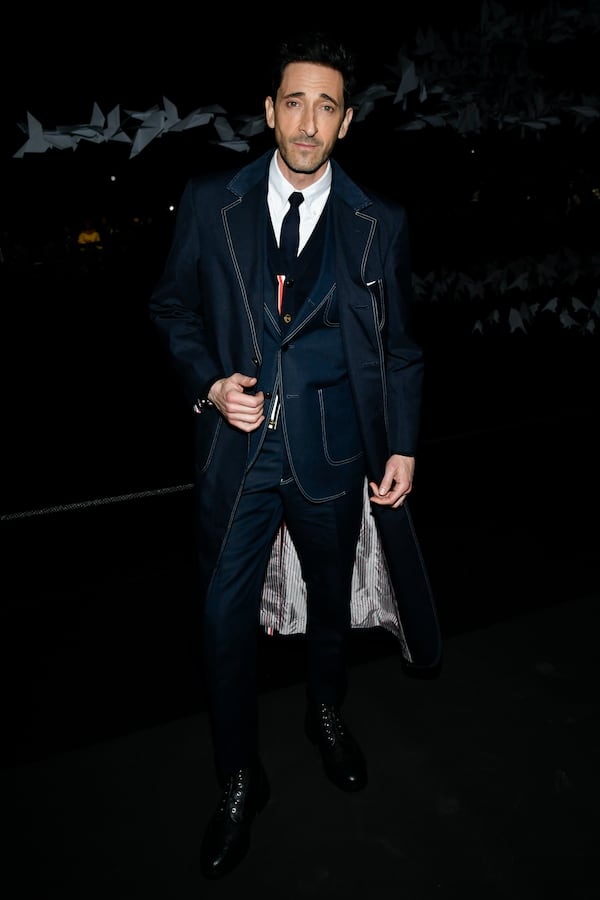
{"left": 1, "top": 0, "right": 598, "bottom": 581}
{"left": 2, "top": 10, "right": 599, "bottom": 894}
{"left": 4, "top": 0, "right": 584, "bottom": 232}
{"left": 2, "top": 0, "right": 599, "bottom": 517}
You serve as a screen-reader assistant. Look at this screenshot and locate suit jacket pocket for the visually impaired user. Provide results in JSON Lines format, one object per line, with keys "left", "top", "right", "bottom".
{"left": 318, "top": 381, "right": 363, "bottom": 465}
{"left": 367, "top": 278, "right": 385, "bottom": 330}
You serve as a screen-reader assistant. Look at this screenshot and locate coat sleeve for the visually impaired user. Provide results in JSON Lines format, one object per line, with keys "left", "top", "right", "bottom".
{"left": 380, "top": 204, "right": 425, "bottom": 458}
{"left": 148, "top": 178, "right": 225, "bottom": 408}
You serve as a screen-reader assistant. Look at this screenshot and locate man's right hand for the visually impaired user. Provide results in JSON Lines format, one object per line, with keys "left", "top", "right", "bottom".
{"left": 208, "top": 374, "right": 266, "bottom": 432}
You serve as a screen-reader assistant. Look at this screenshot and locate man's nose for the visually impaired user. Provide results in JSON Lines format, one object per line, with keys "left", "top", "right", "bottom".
{"left": 299, "top": 116, "right": 317, "bottom": 137}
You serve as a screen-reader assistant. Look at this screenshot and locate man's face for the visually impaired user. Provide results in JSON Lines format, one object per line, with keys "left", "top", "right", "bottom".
{"left": 265, "top": 61, "right": 354, "bottom": 185}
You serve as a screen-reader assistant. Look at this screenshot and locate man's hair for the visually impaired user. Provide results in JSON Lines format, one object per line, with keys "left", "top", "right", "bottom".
{"left": 270, "top": 32, "right": 358, "bottom": 110}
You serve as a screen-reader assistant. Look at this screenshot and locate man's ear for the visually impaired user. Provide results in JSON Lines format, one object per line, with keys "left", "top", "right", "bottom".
{"left": 265, "top": 97, "right": 275, "bottom": 130}
{"left": 338, "top": 105, "right": 354, "bottom": 139}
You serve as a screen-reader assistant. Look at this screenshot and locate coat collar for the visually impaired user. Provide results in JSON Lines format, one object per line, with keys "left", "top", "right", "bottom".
{"left": 227, "top": 150, "right": 373, "bottom": 213}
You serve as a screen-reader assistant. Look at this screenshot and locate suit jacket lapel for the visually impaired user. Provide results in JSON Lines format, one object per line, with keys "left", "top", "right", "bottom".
{"left": 222, "top": 181, "right": 269, "bottom": 348}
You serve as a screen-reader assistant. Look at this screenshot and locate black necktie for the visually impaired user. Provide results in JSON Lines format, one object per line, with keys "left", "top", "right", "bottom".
{"left": 279, "top": 191, "right": 304, "bottom": 270}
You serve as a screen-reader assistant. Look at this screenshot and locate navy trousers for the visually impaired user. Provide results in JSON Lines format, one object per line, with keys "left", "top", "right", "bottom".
{"left": 202, "top": 426, "right": 365, "bottom": 777}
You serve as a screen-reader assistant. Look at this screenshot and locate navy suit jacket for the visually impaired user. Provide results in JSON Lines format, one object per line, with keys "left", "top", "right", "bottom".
{"left": 149, "top": 149, "right": 442, "bottom": 669}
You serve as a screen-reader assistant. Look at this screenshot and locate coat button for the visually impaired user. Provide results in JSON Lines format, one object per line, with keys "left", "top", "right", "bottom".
{"left": 283, "top": 313, "right": 292, "bottom": 324}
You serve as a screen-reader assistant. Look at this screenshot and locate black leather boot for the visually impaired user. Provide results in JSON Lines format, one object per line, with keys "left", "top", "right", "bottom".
{"left": 200, "top": 761, "right": 270, "bottom": 879}
{"left": 305, "top": 703, "right": 367, "bottom": 792}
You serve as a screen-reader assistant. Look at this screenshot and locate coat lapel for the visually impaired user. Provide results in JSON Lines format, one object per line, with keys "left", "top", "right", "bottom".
{"left": 223, "top": 183, "right": 268, "bottom": 318}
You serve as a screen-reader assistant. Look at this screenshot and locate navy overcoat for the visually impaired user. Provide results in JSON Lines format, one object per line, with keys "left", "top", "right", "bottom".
{"left": 150, "top": 150, "right": 442, "bottom": 670}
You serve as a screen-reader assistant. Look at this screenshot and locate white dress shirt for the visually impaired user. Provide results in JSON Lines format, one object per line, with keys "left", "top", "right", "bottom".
{"left": 267, "top": 150, "right": 331, "bottom": 256}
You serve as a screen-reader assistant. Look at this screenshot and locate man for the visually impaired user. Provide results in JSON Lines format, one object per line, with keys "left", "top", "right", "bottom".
{"left": 149, "top": 32, "right": 442, "bottom": 879}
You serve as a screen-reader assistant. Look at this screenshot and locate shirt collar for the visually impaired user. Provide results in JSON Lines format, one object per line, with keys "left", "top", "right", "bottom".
{"left": 269, "top": 150, "right": 332, "bottom": 215}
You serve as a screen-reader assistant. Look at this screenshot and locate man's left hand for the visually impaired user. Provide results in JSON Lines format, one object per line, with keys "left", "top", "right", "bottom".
{"left": 369, "top": 454, "right": 415, "bottom": 508}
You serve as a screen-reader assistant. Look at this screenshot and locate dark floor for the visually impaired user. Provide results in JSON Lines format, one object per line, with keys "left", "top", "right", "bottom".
{"left": 2, "top": 404, "right": 599, "bottom": 899}
{"left": 3, "top": 592, "right": 600, "bottom": 900}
